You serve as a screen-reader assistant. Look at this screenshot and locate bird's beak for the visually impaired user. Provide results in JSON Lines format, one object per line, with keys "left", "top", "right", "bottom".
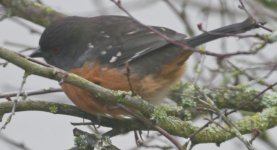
{"left": 30, "top": 48, "right": 43, "bottom": 57}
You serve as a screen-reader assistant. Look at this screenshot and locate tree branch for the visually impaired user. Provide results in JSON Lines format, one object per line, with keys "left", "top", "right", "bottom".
{"left": 0, "top": 100, "right": 141, "bottom": 130}
{"left": 0, "top": 0, "right": 65, "bottom": 26}
{"left": 1, "top": 47, "right": 277, "bottom": 145}
{"left": 0, "top": 88, "right": 62, "bottom": 99}
{"left": 0, "top": 100, "right": 276, "bottom": 145}
{"left": 169, "top": 83, "right": 277, "bottom": 113}
{"left": 0, "top": 48, "right": 162, "bottom": 118}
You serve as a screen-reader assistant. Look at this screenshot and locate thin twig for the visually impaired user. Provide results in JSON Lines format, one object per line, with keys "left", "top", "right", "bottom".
{"left": 11, "top": 18, "right": 42, "bottom": 34}
{"left": 199, "top": 92, "right": 254, "bottom": 150}
{"left": 110, "top": 0, "right": 264, "bottom": 59}
{"left": 125, "top": 62, "right": 135, "bottom": 95}
{"left": 163, "top": 0, "right": 194, "bottom": 36}
{"left": 117, "top": 104, "right": 183, "bottom": 150}
{"left": 227, "top": 61, "right": 276, "bottom": 89}
{"left": 0, "top": 87, "right": 62, "bottom": 99}
{"left": 0, "top": 134, "right": 31, "bottom": 150}
{"left": 238, "top": 0, "right": 272, "bottom": 32}
{"left": 227, "top": 81, "right": 277, "bottom": 115}
{"left": 0, "top": 72, "right": 29, "bottom": 131}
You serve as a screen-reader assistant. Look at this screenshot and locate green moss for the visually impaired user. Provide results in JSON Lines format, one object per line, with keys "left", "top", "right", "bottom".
{"left": 262, "top": 93, "right": 277, "bottom": 108}
{"left": 74, "top": 134, "right": 93, "bottom": 150}
{"left": 257, "top": 0, "right": 277, "bottom": 9}
{"left": 45, "top": 7, "right": 54, "bottom": 13}
{"left": 151, "top": 104, "right": 168, "bottom": 120}
{"left": 49, "top": 105, "right": 58, "bottom": 113}
{"left": 114, "top": 90, "right": 131, "bottom": 102}
{"left": 179, "top": 84, "right": 197, "bottom": 108}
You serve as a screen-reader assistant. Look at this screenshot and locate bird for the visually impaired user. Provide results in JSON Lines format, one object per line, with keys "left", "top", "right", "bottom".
{"left": 31, "top": 15, "right": 256, "bottom": 117}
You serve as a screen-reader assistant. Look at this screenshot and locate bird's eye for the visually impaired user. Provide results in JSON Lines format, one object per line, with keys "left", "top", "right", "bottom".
{"left": 51, "top": 48, "right": 60, "bottom": 54}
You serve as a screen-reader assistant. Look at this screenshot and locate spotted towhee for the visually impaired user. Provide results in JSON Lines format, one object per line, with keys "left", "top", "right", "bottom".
{"left": 31, "top": 16, "right": 257, "bottom": 117}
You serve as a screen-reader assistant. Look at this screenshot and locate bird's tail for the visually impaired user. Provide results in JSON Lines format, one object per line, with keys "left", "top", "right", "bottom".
{"left": 186, "top": 18, "right": 259, "bottom": 47}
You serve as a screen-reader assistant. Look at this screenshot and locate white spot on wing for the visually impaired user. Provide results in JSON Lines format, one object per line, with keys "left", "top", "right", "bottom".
{"left": 126, "top": 29, "right": 140, "bottom": 35}
{"left": 107, "top": 45, "right": 113, "bottom": 49}
{"left": 103, "top": 34, "right": 110, "bottom": 38}
{"left": 109, "top": 56, "right": 117, "bottom": 63}
{"left": 116, "top": 51, "right": 122, "bottom": 57}
{"left": 100, "top": 31, "right": 110, "bottom": 38}
{"left": 128, "top": 47, "right": 151, "bottom": 62}
{"left": 88, "top": 43, "right": 94, "bottom": 48}
{"left": 160, "top": 27, "right": 166, "bottom": 31}
{"left": 100, "top": 50, "right": 107, "bottom": 55}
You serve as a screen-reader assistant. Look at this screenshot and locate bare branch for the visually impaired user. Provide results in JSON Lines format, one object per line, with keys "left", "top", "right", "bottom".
{"left": 0, "top": 0, "right": 65, "bottom": 26}
{"left": 0, "top": 87, "right": 62, "bottom": 99}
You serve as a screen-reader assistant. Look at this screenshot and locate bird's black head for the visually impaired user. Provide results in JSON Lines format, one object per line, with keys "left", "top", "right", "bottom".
{"left": 31, "top": 16, "right": 94, "bottom": 70}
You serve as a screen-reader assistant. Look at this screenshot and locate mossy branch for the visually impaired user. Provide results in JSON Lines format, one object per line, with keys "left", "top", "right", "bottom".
{"left": 1, "top": 0, "right": 277, "bottom": 146}
{"left": 1, "top": 47, "right": 277, "bottom": 144}
{"left": 0, "top": 100, "right": 276, "bottom": 145}
{"left": 0, "top": 0, "right": 65, "bottom": 26}
{"left": 0, "top": 47, "right": 155, "bottom": 117}
{"left": 170, "top": 83, "right": 277, "bottom": 113}
{"left": 0, "top": 101, "right": 141, "bottom": 130}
